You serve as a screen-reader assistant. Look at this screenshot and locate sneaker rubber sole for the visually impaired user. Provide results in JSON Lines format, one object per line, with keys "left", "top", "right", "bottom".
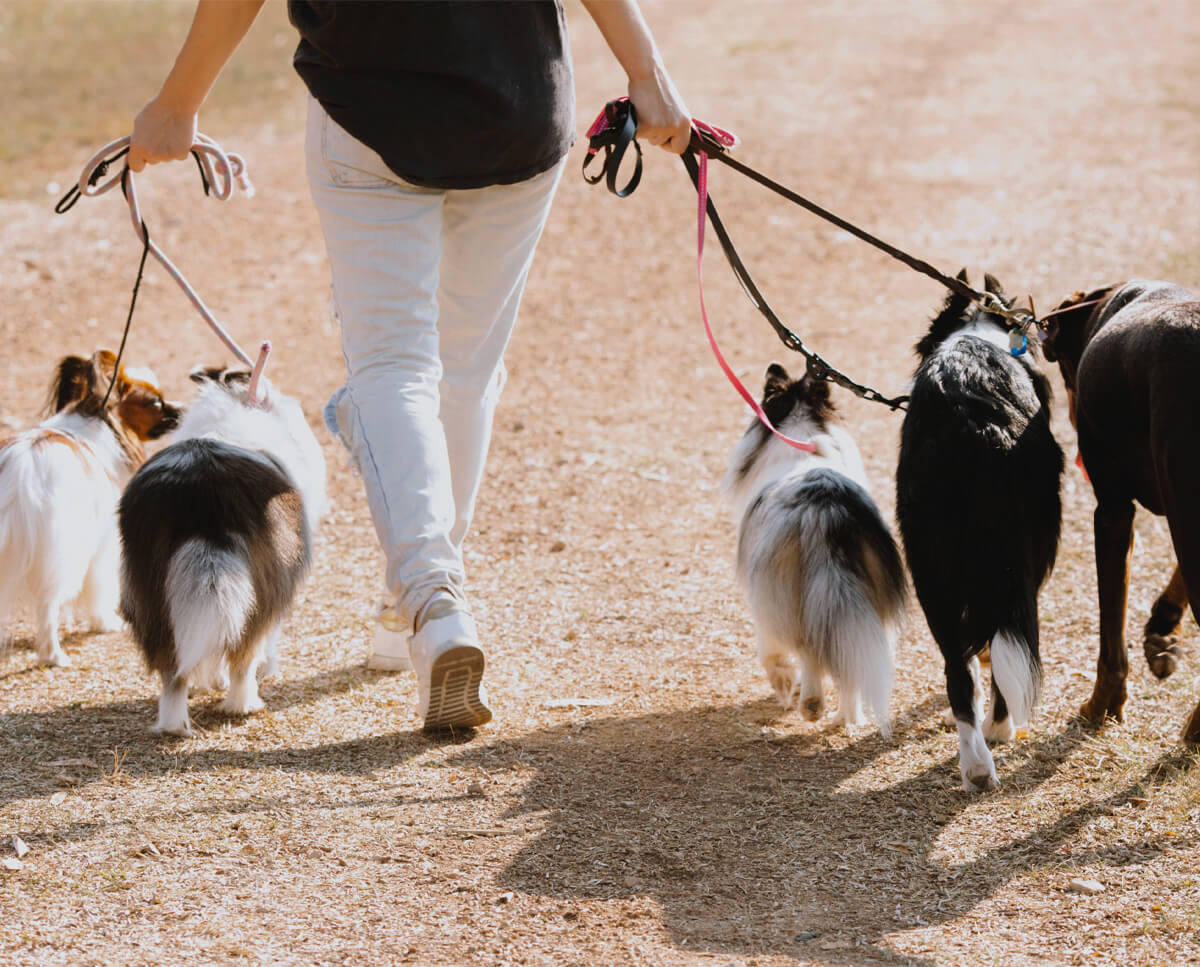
{"left": 422, "top": 644, "right": 492, "bottom": 731}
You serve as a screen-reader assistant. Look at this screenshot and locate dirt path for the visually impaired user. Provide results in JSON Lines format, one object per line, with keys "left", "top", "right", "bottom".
{"left": 2, "top": 2, "right": 1199, "bottom": 964}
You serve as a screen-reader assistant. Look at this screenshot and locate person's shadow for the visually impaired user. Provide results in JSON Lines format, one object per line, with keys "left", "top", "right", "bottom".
{"left": 445, "top": 698, "right": 1192, "bottom": 965}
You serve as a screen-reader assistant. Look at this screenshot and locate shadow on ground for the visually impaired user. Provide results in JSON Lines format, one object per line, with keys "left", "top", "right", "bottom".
{"left": 445, "top": 700, "right": 1192, "bottom": 965}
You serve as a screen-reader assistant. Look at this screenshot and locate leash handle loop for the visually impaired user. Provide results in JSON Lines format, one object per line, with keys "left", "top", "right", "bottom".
{"left": 56, "top": 133, "right": 270, "bottom": 405}
{"left": 582, "top": 98, "right": 643, "bottom": 197}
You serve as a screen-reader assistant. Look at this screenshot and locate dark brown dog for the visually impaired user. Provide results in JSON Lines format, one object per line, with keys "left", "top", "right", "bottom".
{"left": 1044, "top": 279, "right": 1200, "bottom": 742}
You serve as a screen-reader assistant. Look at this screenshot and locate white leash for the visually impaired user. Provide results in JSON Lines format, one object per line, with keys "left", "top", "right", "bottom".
{"left": 61, "top": 133, "right": 272, "bottom": 405}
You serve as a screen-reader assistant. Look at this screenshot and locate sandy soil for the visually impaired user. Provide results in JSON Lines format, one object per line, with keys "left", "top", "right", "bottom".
{"left": 2, "top": 2, "right": 1199, "bottom": 965}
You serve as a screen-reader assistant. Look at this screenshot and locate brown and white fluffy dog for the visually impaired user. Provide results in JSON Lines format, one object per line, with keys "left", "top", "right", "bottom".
{"left": 1043, "top": 279, "right": 1200, "bottom": 742}
{"left": 119, "top": 365, "right": 326, "bottom": 736}
{"left": 0, "top": 350, "right": 181, "bottom": 666}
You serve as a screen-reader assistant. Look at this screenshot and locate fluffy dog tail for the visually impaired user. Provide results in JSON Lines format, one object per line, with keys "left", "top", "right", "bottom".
{"left": 989, "top": 629, "right": 1042, "bottom": 727}
{"left": 806, "top": 573, "right": 901, "bottom": 737}
{"left": 166, "top": 538, "right": 255, "bottom": 679}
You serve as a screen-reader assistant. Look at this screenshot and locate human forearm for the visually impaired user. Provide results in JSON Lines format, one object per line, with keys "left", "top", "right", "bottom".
{"left": 581, "top": 0, "right": 691, "bottom": 153}
{"left": 129, "top": 0, "right": 266, "bottom": 170}
{"left": 157, "top": 0, "right": 266, "bottom": 113}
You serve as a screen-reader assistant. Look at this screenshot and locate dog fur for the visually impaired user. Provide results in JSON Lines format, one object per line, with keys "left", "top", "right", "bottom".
{"left": 119, "top": 365, "right": 326, "bottom": 736}
{"left": 1043, "top": 278, "right": 1200, "bottom": 742}
{"left": 0, "top": 350, "right": 180, "bottom": 665}
{"left": 896, "top": 273, "right": 1063, "bottom": 790}
{"left": 725, "top": 363, "right": 907, "bottom": 735}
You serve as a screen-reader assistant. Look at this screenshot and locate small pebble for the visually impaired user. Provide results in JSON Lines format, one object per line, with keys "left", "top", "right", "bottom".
{"left": 1068, "top": 878, "right": 1105, "bottom": 895}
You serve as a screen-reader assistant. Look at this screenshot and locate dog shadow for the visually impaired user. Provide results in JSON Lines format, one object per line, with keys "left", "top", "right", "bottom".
{"left": 439, "top": 700, "right": 1191, "bottom": 965}
{"left": 0, "top": 663, "right": 442, "bottom": 809}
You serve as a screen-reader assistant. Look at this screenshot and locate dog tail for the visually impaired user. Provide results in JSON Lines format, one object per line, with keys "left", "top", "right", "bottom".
{"left": 989, "top": 629, "right": 1042, "bottom": 727}
{"left": 166, "top": 537, "right": 255, "bottom": 679}
{"left": 818, "top": 595, "right": 897, "bottom": 737}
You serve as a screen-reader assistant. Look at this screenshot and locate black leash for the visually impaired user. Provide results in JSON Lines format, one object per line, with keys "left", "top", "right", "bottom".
{"left": 98, "top": 169, "right": 152, "bottom": 409}
{"left": 583, "top": 100, "right": 1041, "bottom": 411}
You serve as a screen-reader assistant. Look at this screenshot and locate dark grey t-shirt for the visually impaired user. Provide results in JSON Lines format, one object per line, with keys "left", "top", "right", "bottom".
{"left": 289, "top": 0, "right": 575, "bottom": 189}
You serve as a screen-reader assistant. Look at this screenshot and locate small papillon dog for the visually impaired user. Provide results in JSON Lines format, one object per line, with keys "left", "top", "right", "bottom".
{"left": 724, "top": 363, "right": 907, "bottom": 735}
{"left": 0, "top": 350, "right": 181, "bottom": 666}
{"left": 119, "top": 365, "right": 327, "bottom": 736}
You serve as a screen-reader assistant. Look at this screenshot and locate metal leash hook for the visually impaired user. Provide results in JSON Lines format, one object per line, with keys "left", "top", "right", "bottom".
{"left": 56, "top": 134, "right": 272, "bottom": 407}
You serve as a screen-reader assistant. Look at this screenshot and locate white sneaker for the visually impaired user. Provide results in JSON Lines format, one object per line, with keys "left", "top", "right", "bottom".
{"left": 408, "top": 594, "right": 492, "bottom": 731}
{"left": 368, "top": 605, "right": 413, "bottom": 672}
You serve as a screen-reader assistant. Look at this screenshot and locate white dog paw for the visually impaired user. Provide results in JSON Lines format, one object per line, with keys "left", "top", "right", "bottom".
{"left": 763, "top": 657, "right": 799, "bottom": 709}
{"left": 957, "top": 722, "right": 999, "bottom": 792}
{"left": 89, "top": 612, "right": 123, "bottom": 634}
{"left": 832, "top": 708, "right": 868, "bottom": 729}
{"left": 40, "top": 648, "right": 72, "bottom": 668}
{"left": 152, "top": 719, "right": 193, "bottom": 738}
{"left": 983, "top": 712, "right": 1016, "bottom": 744}
{"left": 218, "top": 695, "right": 265, "bottom": 716}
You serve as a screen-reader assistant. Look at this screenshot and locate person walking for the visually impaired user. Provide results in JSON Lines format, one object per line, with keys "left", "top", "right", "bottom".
{"left": 129, "top": 0, "right": 691, "bottom": 730}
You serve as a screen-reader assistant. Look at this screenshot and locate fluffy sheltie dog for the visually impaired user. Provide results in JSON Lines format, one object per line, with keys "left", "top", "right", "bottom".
{"left": 119, "top": 365, "right": 326, "bottom": 736}
{"left": 724, "top": 363, "right": 907, "bottom": 735}
{"left": 896, "top": 272, "right": 1063, "bottom": 791}
{"left": 0, "top": 350, "right": 180, "bottom": 666}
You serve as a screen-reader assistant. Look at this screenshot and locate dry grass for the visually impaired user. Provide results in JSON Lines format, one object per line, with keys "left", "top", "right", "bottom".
{"left": 3, "top": 1, "right": 1200, "bottom": 965}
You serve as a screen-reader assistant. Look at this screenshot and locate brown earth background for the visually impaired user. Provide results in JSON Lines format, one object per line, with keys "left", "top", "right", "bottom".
{"left": 2, "top": 2, "right": 1199, "bottom": 965}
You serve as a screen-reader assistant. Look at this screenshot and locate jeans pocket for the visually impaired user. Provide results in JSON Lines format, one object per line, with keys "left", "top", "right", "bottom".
{"left": 320, "top": 107, "right": 396, "bottom": 188}
{"left": 323, "top": 385, "right": 355, "bottom": 453}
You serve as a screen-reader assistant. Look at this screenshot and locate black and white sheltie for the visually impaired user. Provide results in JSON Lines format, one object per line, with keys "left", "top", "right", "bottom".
{"left": 0, "top": 350, "right": 180, "bottom": 666}
{"left": 725, "top": 363, "right": 907, "bottom": 735}
{"left": 896, "top": 272, "right": 1063, "bottom": 791}
{"left": 119, "top": 365, "right": 326, "bottom": 735}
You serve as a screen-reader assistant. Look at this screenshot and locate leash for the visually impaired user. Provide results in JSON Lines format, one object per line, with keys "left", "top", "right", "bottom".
{"left": 584, "top": 100, "right": 1046, "bottom": 423}
{"left": 56, "top": 134, "right": 272, "bottom": 406}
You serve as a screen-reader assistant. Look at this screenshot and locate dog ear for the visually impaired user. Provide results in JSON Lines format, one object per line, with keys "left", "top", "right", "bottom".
{"left": 47, "top": 355, "right": 93, "bottom": 414}
{"left": 1041, "top": 285, "right": 1119, "bottom": 364}
{"left": 87, "top": 349, "right": 125, "bottom": 402}
{"left": 189, "top": 364, "right": 226, "bottom": 384}
{"left": 983, "top": 272, "right": 1010, "bottom": 303}
{"left": 763, "top": 362, "right": 790, "bottom": 397}
{"left": 955, "top": 267, "right": 970, "bottom": 285}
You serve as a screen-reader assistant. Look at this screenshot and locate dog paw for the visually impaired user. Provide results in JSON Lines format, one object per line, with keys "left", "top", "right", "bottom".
{"left": 39, "top": 648, "right": 72, "bottom": 668}
{"left": 152, "top": 720, "right": 193, "bottom": 738}
{"left": 1078, "top": 695, "right": 1124, "bottom": 726}
{"left": 983, "top": 713, "right": 1016, "bottom": 744}
{"left": 1183, "top": 705, "right": 1200, "bottom": 746}
{"left": 800, "top": 693, "right": 824, "bottom": 722}
{"left": 962, "top": 768, "right": 999, "bottom": 793}
{"left": 256, "top": 656, "right": 280, "bottom": 682}
{"left": 763, "top": 658, "right": 799, "bottom": 709}
{"left": 88, "top": 612, "right": 123, "bottom": 634}
{"left": 218, "top": 695, "right": 265, "bottom": 716}
{"left": 1144, "top": 633, "right": 1183, "bottom": 680}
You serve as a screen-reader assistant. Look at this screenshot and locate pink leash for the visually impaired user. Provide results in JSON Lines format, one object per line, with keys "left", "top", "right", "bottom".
{"left": 692, "top": 121, "right": 817, "bottom": 452}
{"left": 586, "top": 103, "right": 817, "bottom": 452}
{"left": 65, "top": 134, "right": 272, "bottom": 406}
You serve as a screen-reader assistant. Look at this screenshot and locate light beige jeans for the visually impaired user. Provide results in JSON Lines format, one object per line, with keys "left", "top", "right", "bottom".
{"left": 306, "top": 96, "right": 565, "bottom": 625}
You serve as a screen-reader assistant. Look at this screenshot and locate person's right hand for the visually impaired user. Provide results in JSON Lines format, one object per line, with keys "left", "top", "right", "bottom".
{"left": 128, "top": 97, "right": 198, "bottom": 172}
{"left": 628, "top": 67, "right": 691, "bottom": 155}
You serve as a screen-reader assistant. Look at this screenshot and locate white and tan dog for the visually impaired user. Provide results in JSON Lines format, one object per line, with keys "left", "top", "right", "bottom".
{"left": 0, "top": 350, "right": 180, "bottom": 666}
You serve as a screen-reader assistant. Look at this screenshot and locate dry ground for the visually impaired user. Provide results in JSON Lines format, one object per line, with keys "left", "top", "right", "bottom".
{"left": 2, "top": 2, "right": 1199, "bottom": 965}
